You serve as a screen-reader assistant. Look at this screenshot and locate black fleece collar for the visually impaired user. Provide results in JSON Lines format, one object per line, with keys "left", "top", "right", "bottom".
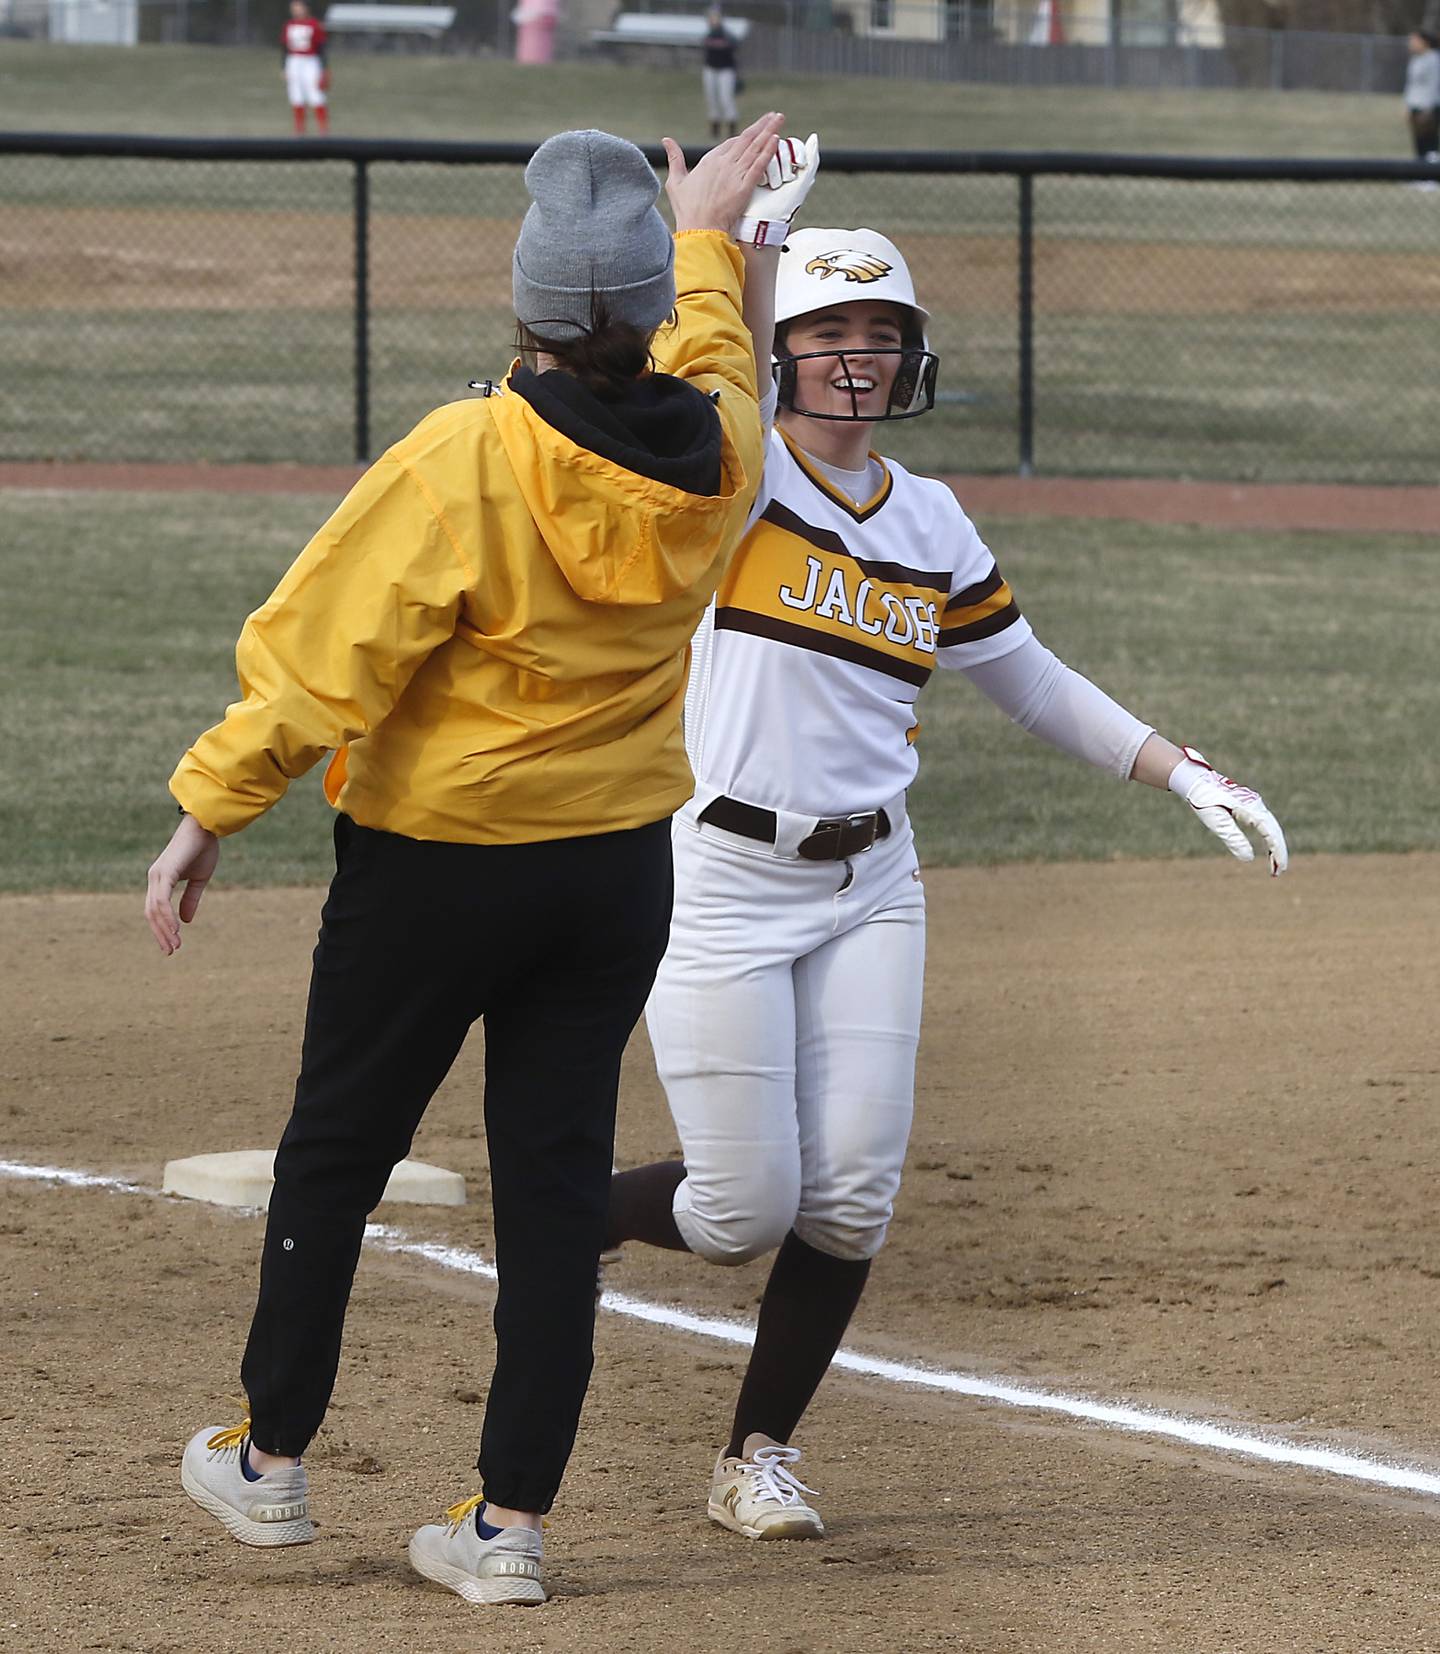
{"left": 509, "top": 365, "right": 723, "bottom": 498}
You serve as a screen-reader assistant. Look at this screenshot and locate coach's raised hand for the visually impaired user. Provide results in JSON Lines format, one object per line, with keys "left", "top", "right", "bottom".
{"left": 663, "top": 112, "right": 786, "bottom": 235}
{"left": 145, "top": 812, "right": 220, "bottom": 954}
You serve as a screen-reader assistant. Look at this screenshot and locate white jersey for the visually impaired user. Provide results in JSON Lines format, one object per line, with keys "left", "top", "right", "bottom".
{"left": 683, "top": 427, "right": 1031, "bottom": 819}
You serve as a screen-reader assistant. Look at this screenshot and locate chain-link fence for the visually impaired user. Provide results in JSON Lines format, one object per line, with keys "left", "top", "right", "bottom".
{"left": 3, "top": 134, "right": 1438, "bottom": 482}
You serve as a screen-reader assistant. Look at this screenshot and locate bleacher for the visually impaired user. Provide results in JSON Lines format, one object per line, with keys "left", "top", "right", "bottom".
{"left": 324, "top": 3, "right": 456, "bottom": 41}
{"left": 590, "top": 12, "right": 751, "bottom": 54}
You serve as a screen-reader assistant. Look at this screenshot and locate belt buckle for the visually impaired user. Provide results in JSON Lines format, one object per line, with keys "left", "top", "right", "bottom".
{"left": 798, "top": 811, "right": 879, "bottom": 862}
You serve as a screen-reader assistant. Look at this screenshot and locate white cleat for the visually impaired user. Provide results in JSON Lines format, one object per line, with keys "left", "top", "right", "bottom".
{"left": 707, "top": 1438, "right": 825, "bottom": 1540}
{"left": 180, "top": 1420, "right": 314, "bottom": 1547}
{"left": 408, "top": 1494, "right": 547, "bottom": 1605}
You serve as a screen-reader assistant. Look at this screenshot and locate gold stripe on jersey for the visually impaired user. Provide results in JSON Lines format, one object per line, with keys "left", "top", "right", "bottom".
{"left": 779, "top": 429, "right": 894, "bottom": 522}
{"left": 715, "top": 500, "right": 949, "bottom": 689}
{"left": 937, "top": 564, "right": 1022, "bottom": 648}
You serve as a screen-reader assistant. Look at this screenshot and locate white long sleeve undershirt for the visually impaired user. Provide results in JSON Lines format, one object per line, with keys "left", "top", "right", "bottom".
{"left": 958, "top": 631, "right": 1153, "bottom": 782}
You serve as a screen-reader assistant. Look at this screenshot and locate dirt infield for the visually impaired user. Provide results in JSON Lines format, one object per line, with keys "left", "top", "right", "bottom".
{"left": 6, "top": 854, "right": 1440, "bottom": 1652}
{"left": 3, "top": 459, "right": 1436, "bottom": 534}
{"left": 8, "top": 206, "right": 1440, "bottom": 319}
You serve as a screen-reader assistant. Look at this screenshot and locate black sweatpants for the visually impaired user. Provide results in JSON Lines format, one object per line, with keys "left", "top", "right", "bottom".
{"left": 240, "top": 812, "right": 673, "bottom": 1513}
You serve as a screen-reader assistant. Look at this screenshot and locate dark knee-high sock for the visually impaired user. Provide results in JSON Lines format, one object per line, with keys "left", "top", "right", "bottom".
{"left": 604, "top": 1160, "right": 689, "bottom": 1252}
{"left": 726, "top": 1231, "right": 871, "bottom": 1459}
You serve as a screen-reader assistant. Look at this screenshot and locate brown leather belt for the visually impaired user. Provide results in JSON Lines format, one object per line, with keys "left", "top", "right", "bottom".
{"left": 698, "top": 795, "right": 892, "bottom": 862}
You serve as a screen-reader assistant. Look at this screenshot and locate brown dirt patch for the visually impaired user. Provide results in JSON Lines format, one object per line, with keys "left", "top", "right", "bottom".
{"left": 7, "top": 207, "right": 1440, "bottom": 320}
{"left": 6, "top": 854, "right": 1440, "bottom": 1650}
{"left": 0, "top": 205, "right": 521, "bottom": 311}
{"left": 3, "top": 462, "right": 1437, "bottom": 535}
{"left": 903, "top": 230, "right": 1440, "bottom": 316}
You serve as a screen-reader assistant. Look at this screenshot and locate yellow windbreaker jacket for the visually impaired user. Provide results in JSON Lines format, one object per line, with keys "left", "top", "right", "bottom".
{"left": 171, "top": 231, "right": 763, "bottom": 845}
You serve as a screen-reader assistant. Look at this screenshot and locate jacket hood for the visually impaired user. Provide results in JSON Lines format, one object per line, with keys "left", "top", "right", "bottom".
{"left": 488, "top": 363, "right": 749, "bottom": 607}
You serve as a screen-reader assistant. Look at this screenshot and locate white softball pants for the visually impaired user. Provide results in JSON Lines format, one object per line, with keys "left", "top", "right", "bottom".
{"left": 702, "top": 65, "right": 738, "bottom": 123}
{"left": 646, "top": 801, "right": 926, "bottom": 1266}
{"left": 285, "top": 55, "right": 326, "bottom": 108}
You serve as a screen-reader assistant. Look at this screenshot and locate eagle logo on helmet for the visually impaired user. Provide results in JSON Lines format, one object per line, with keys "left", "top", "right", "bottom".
{"left": 803, "top": 249, "right": 893, "bottom": 285}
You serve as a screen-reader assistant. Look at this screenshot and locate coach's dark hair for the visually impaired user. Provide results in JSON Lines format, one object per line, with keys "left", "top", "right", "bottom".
{"left": 516, "top": 293, "right": 662, "bottom": 399}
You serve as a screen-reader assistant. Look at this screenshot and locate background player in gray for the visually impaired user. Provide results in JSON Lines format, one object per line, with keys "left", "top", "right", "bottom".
{"left": 1403, "top": 29, "right": 1440, "bottom": 178}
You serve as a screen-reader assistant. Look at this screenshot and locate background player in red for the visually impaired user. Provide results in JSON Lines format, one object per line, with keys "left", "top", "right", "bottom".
{"left": 283, "top": 0, "right": 329, "bottom": 136}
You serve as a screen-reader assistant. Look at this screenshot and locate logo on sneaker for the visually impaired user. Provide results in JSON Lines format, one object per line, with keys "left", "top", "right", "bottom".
{"left": 492, "top": 1558, "right": 540, "bottom": 1578}
{"left": 722, "top": 1485, "right": 742, "bottom": 1518}
{"left": 257, "top": 1502, "right": 308, "bottom": 1522}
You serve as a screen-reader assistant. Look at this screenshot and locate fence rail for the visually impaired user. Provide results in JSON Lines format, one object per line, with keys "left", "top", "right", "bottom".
{"left": 4, "top": 133, "right": 1438, "bottom": 484}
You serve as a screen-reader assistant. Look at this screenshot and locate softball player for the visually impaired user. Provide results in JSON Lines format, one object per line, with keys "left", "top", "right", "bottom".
{"left": 1404, "top": 30, "right": 1440, "bottom": 175}
{"left": 283, "top": 0, "right": 328, "bottom": 136}
{"left": 607, "top": 207, "right": 1289, "bottom": 1541}
{"left": 701, "top": 8, "right": 740, "bottom": 141}
{"left": 147, "top": 116, "right": 788, "bottom": 1606}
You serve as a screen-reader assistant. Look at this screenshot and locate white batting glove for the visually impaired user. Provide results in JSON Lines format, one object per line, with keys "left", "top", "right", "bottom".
{"left": 734, "top": 132, "right": 820, "bottom": 247}
{"left": 1168, "top": 746, "right": 1288, "bottom": 876}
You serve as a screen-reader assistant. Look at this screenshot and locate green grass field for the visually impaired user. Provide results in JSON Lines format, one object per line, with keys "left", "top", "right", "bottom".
{"left": 0, "top": 41, "right": 1415, "bottom": 154}
{"left": 3, "top": 487, "right": 1434, "bottom": 891}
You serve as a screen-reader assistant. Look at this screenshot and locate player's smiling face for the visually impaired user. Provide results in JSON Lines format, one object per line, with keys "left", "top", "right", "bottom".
{"left": 784, "top": 301, "right": 906, "bottom": 422}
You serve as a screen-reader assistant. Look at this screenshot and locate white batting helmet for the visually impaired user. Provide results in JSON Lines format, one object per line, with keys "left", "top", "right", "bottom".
{"left": 772, "top": 227, "right": 938, "bottom": 421}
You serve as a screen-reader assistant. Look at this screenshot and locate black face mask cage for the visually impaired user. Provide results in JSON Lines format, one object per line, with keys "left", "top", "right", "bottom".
{"left": 772, "top": 346, "right": 940, "bottom": 422}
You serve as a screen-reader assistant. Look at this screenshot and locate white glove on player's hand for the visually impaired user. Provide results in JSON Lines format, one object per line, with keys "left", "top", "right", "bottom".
{"left": 734, "top": 132, "right": 820, "bottom": 247}
{"left": 1168, "top": 746, "right": 1288, "bottom": 875}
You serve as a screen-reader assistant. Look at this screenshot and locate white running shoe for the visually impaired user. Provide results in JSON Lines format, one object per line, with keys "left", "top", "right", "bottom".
{"left": 180, "top": 1420, "right": 314, "bottom": 1547}
{"left": 408, "top": 1494, "right": 547, "bottom": 1605}
{"left": 707, "top": 1438, "right": 825, "bottom": 1540}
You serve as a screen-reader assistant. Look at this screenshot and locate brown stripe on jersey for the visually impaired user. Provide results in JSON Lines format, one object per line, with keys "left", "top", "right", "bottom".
{"left": 715, "top": 606, "right": 934, "bottom": 688}
{"left": 937, "top": 598, "right": 1023, "bottom": 649}
{"left": 945, "top": 565, "right": 1005, "bottom": 611}
{"left": 760, "top": 499, "right": 950, "bottom": 592}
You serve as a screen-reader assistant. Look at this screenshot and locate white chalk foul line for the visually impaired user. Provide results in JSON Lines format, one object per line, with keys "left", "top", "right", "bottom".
{"left": 0, "top": 1158, "right": 156, "bottom": 1197}
{"left": 9, "top": 1158, "right": 1440, "bottom": 1501}
{"left": 365, "top": 1226, "right": 1440, "bottom": 1500}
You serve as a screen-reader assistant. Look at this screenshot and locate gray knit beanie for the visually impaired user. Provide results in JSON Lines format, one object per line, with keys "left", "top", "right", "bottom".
{"left": 512, "top": 129, "right": 676, "bottom": 344}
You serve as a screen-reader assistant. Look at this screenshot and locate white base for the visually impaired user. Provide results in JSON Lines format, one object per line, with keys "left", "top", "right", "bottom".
{"left": 162, "top": 1150, "right": 465, "bottom": 1209}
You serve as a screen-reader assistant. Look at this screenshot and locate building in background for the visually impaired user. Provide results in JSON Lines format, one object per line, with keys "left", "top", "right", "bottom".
{"left": 822, "top": 0, "right": 1224, "bottom": 47}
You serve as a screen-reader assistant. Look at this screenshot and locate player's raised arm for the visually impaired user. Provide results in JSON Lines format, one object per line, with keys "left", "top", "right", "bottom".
{"left": 735, "top": 132, "right": 820, "bottom": 418}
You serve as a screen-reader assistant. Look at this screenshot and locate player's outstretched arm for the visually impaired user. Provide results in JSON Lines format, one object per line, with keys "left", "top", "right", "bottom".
{"left": 1132, "top": 732, "right": 1288, "bottom": 875}
{"left": 145, "top": 813, "right": 221, "bottom": 955}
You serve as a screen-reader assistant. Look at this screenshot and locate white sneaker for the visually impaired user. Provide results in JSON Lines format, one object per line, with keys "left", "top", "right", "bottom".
{"left": 180, "top": 1421, "right": 314, "bottom": 1547}
{"left": 707, "top": 1438, "right": 825, "bottom": 1539}
{"left": 408, "top": 1494, "right": 546, "bottom": 1605}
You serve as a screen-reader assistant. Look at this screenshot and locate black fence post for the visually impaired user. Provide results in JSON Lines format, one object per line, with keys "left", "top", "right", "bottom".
{"left": 1017, "top": 170, "right": 1035, "bottom": 478}
{"left": 354, "top": 157, "right": 370, "bottom": 466}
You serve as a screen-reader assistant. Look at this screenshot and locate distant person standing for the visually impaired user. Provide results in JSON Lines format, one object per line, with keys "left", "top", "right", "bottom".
{"left": 283, "top": 0, "right": 329, "bottom": 137}
{"left": 702, "top": 8, "right": 740, "bottom": 142}
{"left": 1403, "top": 29, "right": 1439, "bottom": 185}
